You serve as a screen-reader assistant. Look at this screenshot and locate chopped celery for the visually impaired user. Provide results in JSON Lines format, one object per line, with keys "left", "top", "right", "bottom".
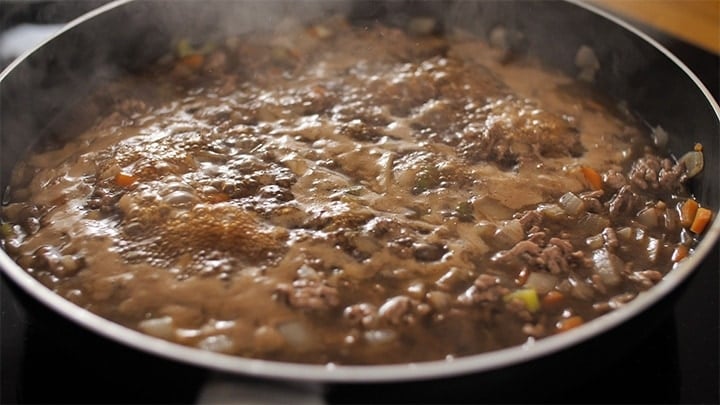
{"left": 455, "top": 201, "right": 474, "bottom": 222}
{"left": 0, "top": 222, "right": 13, "bottom": 238}
{"left": 504, "top": 288, "right": 540, "bottom": 312}
{"left": 412, "top": 165, "right": 440, "bottom": 194}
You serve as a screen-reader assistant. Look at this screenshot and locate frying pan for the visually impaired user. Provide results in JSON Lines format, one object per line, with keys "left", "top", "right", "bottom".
{"left": 1, "top": 0, "right": 718, "bottom": 384}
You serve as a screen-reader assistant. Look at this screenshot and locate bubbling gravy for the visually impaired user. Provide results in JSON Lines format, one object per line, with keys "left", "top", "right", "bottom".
{"left": 1, "top": 16, "right": 711, "bottom": 364}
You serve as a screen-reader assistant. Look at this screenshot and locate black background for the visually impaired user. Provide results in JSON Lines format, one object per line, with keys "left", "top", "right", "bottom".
{"left": 1, "top": 1, "right": 718, "bottom": 404}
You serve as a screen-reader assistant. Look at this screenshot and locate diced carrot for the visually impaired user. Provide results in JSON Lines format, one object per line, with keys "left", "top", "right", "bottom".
{"left": 180, "top": 54, "right": 204, "bottom": 70}
{"left": 690, "top": 207, "right": 713, "bottom": 234}
{"left": 581, "top": 166, "right": 603, "bottom": 190}
{"left": 115, "top": 172, "right": 136, "bottom": 188}
{"left": 672, "top": 245, "right": 689, "bottom": 262}
{"left": 556, "top": 316, "right": 584, "bottom": 333}
{"left": 542, "top": 291, "right": 565, "bottom": 308}
{"left": 679, "top": 198, "right": 699, "bottom": 228}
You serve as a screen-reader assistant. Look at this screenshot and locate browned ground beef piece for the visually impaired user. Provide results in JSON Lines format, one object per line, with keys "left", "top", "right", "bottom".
{"left": 458, "top": 274, "right": 510, "bottom": 305}
{"left": 607, "top": 185, "right": 643, "bottom": 218}
{"left": 457, "top": 96, "right": 584, "bottom": 168}
{"left": 494, "top": 234, "right": 587, "bottom": 275}
{"left": 628, "top": 155, "right": 686, "bottom": 194}
{"left": 378, "top": 296, "right": 415, "bottom": 324}
{"left": 580, "top": 190, "right": 605, "bottom": 213}
{"left": 493, "top": 240, "right": 542, "bottom": 264}
{"left": 275, "top": 278, "right": 340, "bottom": 310}
{"left": 86, "top": 186, "right": 123, "bottom": 213}
{"left": 344, "top": 303, "right": 379, "bottom": 327}
{"left": 518, "top": 210, "right": 543, "bottom": 230}
{"left": 603, "top": 169, "right": 629, "bottom": 192}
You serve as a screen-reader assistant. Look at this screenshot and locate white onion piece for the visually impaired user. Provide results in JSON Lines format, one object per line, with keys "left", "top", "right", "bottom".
{"left": 651, "top": 126, "right": 669, "bottom": 148}
{"left": 678, "top": 150, "right": 704, "bottom": 178}
{"left": 575, "top": 45, "right": 600, "bottom": 82}
{"left": 616, "top": 226, "right": 633, "bottom": 241}
{"left": 197, "top": 334, "right": 234, "bottom": 353}
{"left": 489, "top": 26, "right": 510, "bottom": 51}
{"left": 569, "top": 276, "right": 595, "bottom": 301}
{"left": 559, "top": 192, "right": 585, "bottom": 216}
{"left": 636, "top": 207, "right": 660, "bottom": 228}
{"left": 664, "top": 207, "right": 681, "bottom": 230}
{"left": 277, "top": 321, "right": 312, "bottom": 349}
{"left": 455, "top": 222, "right": 490, "bottom": 255}
{"left": 646, "top": 237, "right": 663, "bottom": 263}
{"left": 138, "top": 316, "right": 175, "bottom": 339}
{"left": 525, "top": 272, "right": 558, "bottom": 294}
{"left": 578, "top": 213, "right": 610, "bottom": 234}
{"left": 539, "top": 203, "right": 566, "bottom": 220}
{"left": 364, "top": 329, "right": 397, "bottom": 345}
{"left": 296, "top": 264, "right": 318, "bottom": 279}
{"left": 586, "top": 233, "right": 604, "bottom": 250}
{"left": 592, "top": 249, "right": 623, "bottom": 287}
{"left": 475, "top": 196, "right": 514, "bottom": 220}
{"left": 116, "top": 193, "right": 135, "bottom": 214}
{"left": 493, "top": 219, "right": 524, "bottom": 247}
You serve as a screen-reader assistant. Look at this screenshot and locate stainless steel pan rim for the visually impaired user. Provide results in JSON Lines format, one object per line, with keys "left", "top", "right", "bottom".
{"left": 1, "top": 0, "right": 718, "bottom": 383}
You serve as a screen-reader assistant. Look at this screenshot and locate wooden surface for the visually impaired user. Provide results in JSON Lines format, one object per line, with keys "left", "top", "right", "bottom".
{"left": 590, "top": 0, "right": 720, "bottom": 54}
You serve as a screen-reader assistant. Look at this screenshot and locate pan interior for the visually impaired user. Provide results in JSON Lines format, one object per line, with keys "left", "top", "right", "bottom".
{"left": 0, "top": 0, "right": 718, "bottom": 381}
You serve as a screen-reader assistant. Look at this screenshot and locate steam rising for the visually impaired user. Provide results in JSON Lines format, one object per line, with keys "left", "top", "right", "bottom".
{"left": 2, "top": 0, "right": 716, "bottom": 195}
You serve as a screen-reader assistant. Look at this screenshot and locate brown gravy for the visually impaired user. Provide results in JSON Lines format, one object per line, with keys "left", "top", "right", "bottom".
{"left": 1, "top": 16, "right": 709, "bottom": 364}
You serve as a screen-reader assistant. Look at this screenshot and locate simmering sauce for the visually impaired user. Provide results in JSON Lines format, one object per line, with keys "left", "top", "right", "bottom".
{"left": 1, "top": 16, "right": 710, "bottom": 364}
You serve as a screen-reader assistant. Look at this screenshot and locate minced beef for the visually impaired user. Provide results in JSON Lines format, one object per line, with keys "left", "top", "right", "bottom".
{"left": 0, "top": 15, "right": 707, "bottom": 365}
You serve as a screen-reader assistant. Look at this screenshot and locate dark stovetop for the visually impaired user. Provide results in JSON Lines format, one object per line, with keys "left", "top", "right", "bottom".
{"left": 1, "top": 2, "right": 718, "bottom": 404}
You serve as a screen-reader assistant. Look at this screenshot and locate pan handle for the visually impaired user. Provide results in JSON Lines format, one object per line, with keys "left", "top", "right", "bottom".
{"left": 195, "top": 371, "right": 326, "bottom": 404}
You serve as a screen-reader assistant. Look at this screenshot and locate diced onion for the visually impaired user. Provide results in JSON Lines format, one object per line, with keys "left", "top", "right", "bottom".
{"left": 616, "top": 226, "right": 633, "bottom": 241}
{"left": 493, "top": 219, "right": 524, "bottom": 247}
{"left": 364, "top": 329, "right": 397, "bottom": 345}
{"left": 651, "top": 126, "right": 669, "bottom": 148}
{"left": 538, "top": 203, "right": 566, "bottom": 220}
{"left": 578, "top": 213, "right": 610, "bottom": 234}
{"left": 138, "top": 316, "right": 175, "bottom": 339}
{"left": 678, "top": 150, "right": 704, "bottom": 178}
{"left": 646, "top": 237, "right": 664, "bottom": 263}
{"left": 197, "top": 334, "right": 234, "bottom": 353}
{"left": 475, "top": 196, "right": 514, "bottom": 220}
{"left": 591, "top": 249, "right": 623, "bottom": 287}
{"left": 559, "top": 192, "right": 585, "bottom": 216}
{"left": 569, "top": 276, "right": 595, "bottom": 301}
{"left": 277, "top": 321, "right": 312, "bottom": 348}
{"left": 586, "top": 233, "right": 604, "bottom": 250}
{"left": 575, "top": 45, "right": 600, "bottom": 82}
{"left": 636, "top": 207, "right": 660, "bottom": 228}
{"left": 524, "top": 272, "right": 558, "bottom": 294}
